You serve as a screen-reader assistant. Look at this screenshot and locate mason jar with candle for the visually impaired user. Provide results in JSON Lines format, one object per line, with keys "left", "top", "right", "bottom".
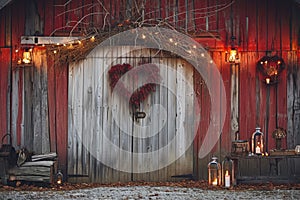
{"left": 208, "top": 156, "right": 221, "bottom": 186}
{"left": 222, "top": 156, "right": 235, "bottom": 187}
{"left": 251, "top": 127, "right": 264, "bottom": 155}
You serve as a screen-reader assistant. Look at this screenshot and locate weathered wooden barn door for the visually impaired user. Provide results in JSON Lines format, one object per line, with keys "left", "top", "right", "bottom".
{"left": 68, "top": 46, "right": 195, "bottom": 183}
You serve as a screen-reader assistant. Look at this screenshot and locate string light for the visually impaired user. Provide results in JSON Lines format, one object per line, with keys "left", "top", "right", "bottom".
{"left": 90, "top": 36, "right": 95, "bottom": 42}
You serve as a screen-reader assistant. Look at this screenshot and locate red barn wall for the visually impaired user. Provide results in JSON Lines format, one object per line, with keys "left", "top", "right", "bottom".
{"left": 0, "top": 0, "right": 299, "bottom": 181}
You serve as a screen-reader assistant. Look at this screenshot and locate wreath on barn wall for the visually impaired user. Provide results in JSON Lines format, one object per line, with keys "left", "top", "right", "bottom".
{"left": 108, "top": 63, "right": 160, "bottom": 108}
{"left": 256, "top": 55, "right": 285, "bottom": 84}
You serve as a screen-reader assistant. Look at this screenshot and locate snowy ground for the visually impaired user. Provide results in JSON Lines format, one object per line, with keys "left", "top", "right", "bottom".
{"left": 1, "top": 185, "right": 300, "bottom": 200}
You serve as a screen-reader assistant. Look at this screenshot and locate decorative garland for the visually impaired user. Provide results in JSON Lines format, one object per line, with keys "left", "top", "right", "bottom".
{"left": 108, "top": 63, "right": 160, "bottom": 107}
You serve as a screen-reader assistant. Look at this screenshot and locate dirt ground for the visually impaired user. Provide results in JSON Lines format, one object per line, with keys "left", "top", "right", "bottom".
{"left": 1, "top": 180, "right": 300, "bottom": 199}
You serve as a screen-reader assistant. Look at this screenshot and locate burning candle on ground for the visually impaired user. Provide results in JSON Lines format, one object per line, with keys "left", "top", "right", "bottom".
{"left": 212, "top": 178, "right": 218, "bottom": 186}
{"left": 225, "top": 170, "right": 230, "bottom": 187}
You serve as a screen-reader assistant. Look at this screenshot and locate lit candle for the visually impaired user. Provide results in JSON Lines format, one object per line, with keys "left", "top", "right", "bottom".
{"left": 256, "top": 145, "right": 261, "bottom": 154}
{"left": 266, "top": 77, "right": 270, "bottom": 84}
{"left": 225, "top": 170, "right": 230, "bottom": 188}
{"left": 212, "top": 178, "right": 218, "bottom": 186}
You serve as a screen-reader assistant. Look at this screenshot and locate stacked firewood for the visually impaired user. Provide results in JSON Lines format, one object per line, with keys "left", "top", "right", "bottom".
{"left": 8, "top": 152, "right": 57, "bottom": 184}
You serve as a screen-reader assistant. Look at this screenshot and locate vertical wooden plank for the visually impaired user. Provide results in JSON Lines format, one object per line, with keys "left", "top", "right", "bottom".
{"left": 287, "top": 51, "right": 300, "bottom": 148}
{"left": 53, "top": 0, "right": 66, "bottom": 35}
{"left": 256, "top": 0, "right": 267, "bottom": 51}
{"left": 47, "top": 54, "right": 57, "bottom": 152}
{"left": 0, "top": 48, "right": 11, "bottom": 142}
{"left": 246, "top": 0, "right": 257, "bottom": 51}
{"left": 55, "top": 63, "right": 68, "bottom": 177}
{"left": 166, "top": 57, "right": 177, "bottom": 180}
{"left": 44, "top": 0, "right": 54, "bottom": 35}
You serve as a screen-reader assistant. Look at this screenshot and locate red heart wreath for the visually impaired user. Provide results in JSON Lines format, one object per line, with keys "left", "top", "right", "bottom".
{"left": 108, "top": 63, "right": 160, "bottom": 107}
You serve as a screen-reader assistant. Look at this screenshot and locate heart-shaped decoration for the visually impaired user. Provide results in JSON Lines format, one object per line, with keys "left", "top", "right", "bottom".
{"left": 257, "top": 55, "right": 285, "bottom": 77}
{"left": 108, "top": 63, "right": 160, "bottom": 107}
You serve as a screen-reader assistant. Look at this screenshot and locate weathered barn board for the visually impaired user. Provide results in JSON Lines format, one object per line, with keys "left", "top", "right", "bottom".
{"left": 0, "top": 0, "right": 300, "bottom": 183}
{"left": 68, "top": 46, "right": 196, "bottom": 183}
{"left": 0, "top": 48, "right": 11, "bottom": 142}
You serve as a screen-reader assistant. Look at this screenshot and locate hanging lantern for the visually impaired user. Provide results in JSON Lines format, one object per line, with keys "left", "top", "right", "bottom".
{"left": 208, "top": 156, "right": 221, "bottom": 186}
{"left": 225, "top": 48, "right": 240, "bottom": 64}
{"left": 56, "top": 170, "right": 63, "bottom": 185}
{"left": 221, "top": 156, "right": 235, "bottom": 187}
{"left": 251, "top": 127, "right": 264, "bottom": 155}
{"left": 15, "top": 47, "right": 33, "bottom": 66}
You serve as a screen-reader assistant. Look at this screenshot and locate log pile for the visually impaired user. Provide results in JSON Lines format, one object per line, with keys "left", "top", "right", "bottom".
{"left": 8, "top": 152, "right": 57, "bottom": 184}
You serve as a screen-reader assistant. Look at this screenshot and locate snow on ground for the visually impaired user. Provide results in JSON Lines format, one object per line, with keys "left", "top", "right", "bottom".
{"left": 1, "top": 186, "right": 300, "bottom": 200}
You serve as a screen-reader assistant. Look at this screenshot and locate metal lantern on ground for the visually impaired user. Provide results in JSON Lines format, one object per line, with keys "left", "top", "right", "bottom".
{"left": 208, "top": 156, "right": 221, "bottom": 186}
{"left": 222, "top": 156, "right": 235, "bottom": 187}
{"left": 56, "top": 170, "right": 63, "bottom": 185}
{"left": 251, "top": 127, "right": 264, "bottom": 155}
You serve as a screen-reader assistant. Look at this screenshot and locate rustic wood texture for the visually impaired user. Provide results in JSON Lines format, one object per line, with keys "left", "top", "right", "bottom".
{"left": 0, "top": 0, "right": 299, "bottom": 183}
{"left": 68, "top": 47, "right": 195, "bottom": 183}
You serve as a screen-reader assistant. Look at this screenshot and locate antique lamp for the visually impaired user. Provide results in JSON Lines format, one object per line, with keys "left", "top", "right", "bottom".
{"left": 225, "top": 48, "right": 240, "bottom": 64}
{"left": 225, "top": 36, "right": 240, "bottom": 64}
{"left": 56, "top": 170, "right": 63, "bottom": 185}
{"left": 221, "top": 156, "right": 235, "bottom": 187}
{"left": 16, "top": 47, "right": 33, "bottom": 66}
{"left": 251, "top": 127, "right": 264, "bottom": 155}
{"left": 208, "top": 156, "right": 221, "bottom": 186}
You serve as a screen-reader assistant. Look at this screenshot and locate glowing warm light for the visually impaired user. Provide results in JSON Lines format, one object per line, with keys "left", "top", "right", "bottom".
{"left": 90, "top": 36, "right": 95, "bottom": 42}
{"left": 212, "top": 178, "right": 218, "bottom": 186}
{"left": 53, "top": 50, "right": 57, "bottom": 54}
{"left": 265, "top": 77, "right": 270, "bottom": 84}
{"left": 256, "top": 145, "right": 261, "bottom": 154}
{"left": 201, "top": 53, "right": 205, "bottom": 57}
{"left": 22, "top": 49, "right": 32, "bottom": 64}
{"left": 56, "top": 43, "right": 60, "bottom": 46}
{"left": 225, "top": 170, "right": 230, "bottom": 187}
{"left": 228, "top": 49, "right": 238, "bottom": 62}
{"left": 15, "top": 49, "right": 19, "bottom": 53}
{"left": 193, "top": 45, "right": 197, "bottom": 49}
{"left": 174, "top": 42, "right": 178, "bottom": 46}
{"left": 169, "top": 38, "right": 173, "bottom": 42}
{"left": 141, "top": 34, "right": 146, "bottom": 39}
{"left": 56, "top": 170, "right": 63, "bottom": 185}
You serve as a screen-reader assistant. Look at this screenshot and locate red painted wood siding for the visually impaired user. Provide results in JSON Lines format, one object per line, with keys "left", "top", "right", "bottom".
{"left": 0, "top": 0, "right": 299, "bottom": 181}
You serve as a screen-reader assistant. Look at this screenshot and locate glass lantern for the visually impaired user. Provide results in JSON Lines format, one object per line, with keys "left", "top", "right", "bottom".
{"left": 222, "top": 156, "right": 235, "bottom": 187}
{"left": 56, "top": 170, "right": 63, "bottom": 185}
{"left": 208, "top": 156, "right": 221, "bottom": 186}
{"left": 251, "top": 127, "right": 264, "bottom": 155}
{"left": 295, "top": 145, "right": 300, "bottom": 155}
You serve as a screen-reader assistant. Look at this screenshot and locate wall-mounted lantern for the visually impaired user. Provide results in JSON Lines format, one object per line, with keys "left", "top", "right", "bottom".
{"left": 225, "top": 36, "right": 240, "bottom": 64}
{"left": 225, "top": 48, "right": 240, "bottom": 64}
{"left": 15, "top": 47, "right": 33, "bottom": 66}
